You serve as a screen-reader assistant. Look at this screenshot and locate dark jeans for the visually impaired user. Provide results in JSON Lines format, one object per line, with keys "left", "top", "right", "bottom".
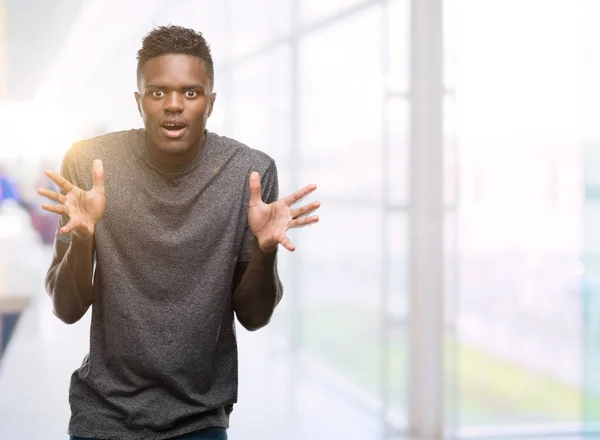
{"left": 70, "top": 428, "right": 227, "bottom": 440}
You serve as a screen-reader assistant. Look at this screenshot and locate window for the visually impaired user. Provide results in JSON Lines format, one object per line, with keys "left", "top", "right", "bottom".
{"left": 446, "top": 0, "right": 591, "bottom": 434}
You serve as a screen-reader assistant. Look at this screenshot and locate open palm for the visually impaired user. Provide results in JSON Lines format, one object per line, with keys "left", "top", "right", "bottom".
{"left": 248, "top": 172, "right": 320, "bottom": 252}
{"left": 38, "top": 159, "right": 106, "bottom": 238}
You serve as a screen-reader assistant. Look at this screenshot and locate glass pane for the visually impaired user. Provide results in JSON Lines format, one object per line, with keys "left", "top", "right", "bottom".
{"left": 384, "top": 324, "right": 408, "bottom": 431}
{"left": 582, "top": 0, "right": 600, "bottom": 142}
{"left": 445, "top": 211, "right": 460, "bottom": 432}
{"left": 384, "top": 213, "right": 409, "bottom": 429}
{"left": 386, "top": 0, "right": 410, "bottom": 94}
{"left": 229, "top": 45, "right": 292, "bottom": 160}
{"left": 386, "top": 213, "right": 408, "bottom": 321}
{"left": 444, "top": 94, "right": 458, "bottom": 209}
{"left": 582, "top": 6, "right": 600, "bottom": 429}
{"left": 444, "top": 0, "right": 459, "bottom": 90}
{"left": 387, "top": 98, "right": 409, "bottom": 207}
{"left": 582, "top": 196, "right": 600, "bottom": 428}
{"left": 162, "top": 0, "right": 229, "bottom": 58}
{"left": 448, "top": 0, "right": 588, "bottom": 433}
{"left": 299, "top": 5, "right": 382, "bottom": 202}
{"left": 299, "top": 204, "right": 383, "bottom": 398}
{"left": 229, "top": 0, "right": 291, "bottom": 57}
{"left": 300, "top": 0, "right": 365, "bottom": 25}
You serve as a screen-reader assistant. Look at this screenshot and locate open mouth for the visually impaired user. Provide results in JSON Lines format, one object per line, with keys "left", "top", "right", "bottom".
{"left": 161, "top": 122, "right": 187, "bottom": 139}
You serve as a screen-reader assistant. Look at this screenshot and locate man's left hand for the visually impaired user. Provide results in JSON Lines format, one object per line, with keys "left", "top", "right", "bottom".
{"left": 248, "top": 171, "right": 320, "bottom": 252}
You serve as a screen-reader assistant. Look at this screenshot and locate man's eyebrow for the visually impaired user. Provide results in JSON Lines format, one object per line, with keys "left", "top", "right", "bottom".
{"left": 145, "top": 84, "right": 206, "bottom": 90}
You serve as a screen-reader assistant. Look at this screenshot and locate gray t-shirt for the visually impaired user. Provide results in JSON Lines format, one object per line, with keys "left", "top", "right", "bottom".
{"left": 56, "top": 129, "right": 279, "bottom": 439}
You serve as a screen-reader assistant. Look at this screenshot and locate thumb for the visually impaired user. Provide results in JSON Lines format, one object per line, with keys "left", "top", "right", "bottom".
{"left": 92, "top": 159, "right": 105, "bottom": 193}
{"left": 249, "top": 171, "right": 262, "bottom": 205}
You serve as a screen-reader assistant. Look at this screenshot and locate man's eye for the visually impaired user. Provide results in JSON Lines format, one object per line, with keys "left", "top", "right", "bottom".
{"left": 185, "top": 90, "right": 198, "bottom": 98}
{"left": 151, "top": 90, "right": 164, "bottom": 98}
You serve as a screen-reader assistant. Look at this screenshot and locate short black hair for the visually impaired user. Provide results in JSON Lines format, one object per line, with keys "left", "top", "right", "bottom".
{"left": 136, "top": 25, "right": 214, "bottom": 89}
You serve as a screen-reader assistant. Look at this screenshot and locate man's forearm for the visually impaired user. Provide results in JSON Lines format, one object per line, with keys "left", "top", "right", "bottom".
{"left": 233, "top": 238, "right": 283, "bottom": 331}
{"left": 45, "top": 236, "right": 95, "bottom": 324}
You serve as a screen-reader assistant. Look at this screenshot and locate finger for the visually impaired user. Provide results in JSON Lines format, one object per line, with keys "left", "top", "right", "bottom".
{"left": 59, "top": 221, "right": 78, "bottom": 235}
{"left": 283, "top": 183, "right": 317, "bottom": 206}
{"left": 45, "top": 169, "right": 74, "bottom": 193}
{"left": 291, "top": 201, "right": 321, "bottom": 219}
{"left": 249, "top": 171, "right": 262, "bottom": 205}
{"left": 289, "top": 215, "right": 319, "bottom": 229}
{"left": 279, "top": 235, "right": 296, "bottom": 252}
{"left": 92, "top": 159, "right": 105, "bottom": 194}
{"left": 37, "top": 188, "right": 67, "bottom": 204}
{"left": 41, "top": 203, "right": 69, "bottom": 216}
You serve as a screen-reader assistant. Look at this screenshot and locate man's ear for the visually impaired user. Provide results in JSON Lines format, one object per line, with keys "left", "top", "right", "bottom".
{"left": 208, "top": 93, "right": 217, "bottom": 117}
{"left": 134, "top": 92, "right": 142, "bottom": 116}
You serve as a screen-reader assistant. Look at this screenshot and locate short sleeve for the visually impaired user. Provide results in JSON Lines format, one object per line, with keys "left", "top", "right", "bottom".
{"left": 238, "top": 161, "right": 279, "bottom": 262}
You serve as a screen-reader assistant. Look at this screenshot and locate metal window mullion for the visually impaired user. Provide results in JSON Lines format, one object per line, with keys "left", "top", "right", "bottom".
{"left": 289, "top": 0, "right": 301, "bottom": 356}
{"left": 408, "top": 0, "right": 445, "bottom": 438}
{"left": 286, "top": 0, "right": 302, "bottom": 432}
{"left": 380, "top": 0, "right": 393, "bottom": 436}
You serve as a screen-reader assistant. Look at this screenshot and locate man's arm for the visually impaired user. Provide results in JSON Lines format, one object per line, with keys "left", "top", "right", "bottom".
{"left": 232, "top": 164, "right": 319, "bottom": 332}
{"left": 39, "top": 158, "right": 106, "bottom": 324}
{"left": 45, "top": 237, "right": 95, "bottom": 324}
{"left": 232, "top": 239, "right": 283, "bottom": 332}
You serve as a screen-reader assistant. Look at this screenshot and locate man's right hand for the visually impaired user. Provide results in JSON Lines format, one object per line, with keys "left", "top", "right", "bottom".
{"left": 38, "top": 159, "right": 106, "bottom": 239}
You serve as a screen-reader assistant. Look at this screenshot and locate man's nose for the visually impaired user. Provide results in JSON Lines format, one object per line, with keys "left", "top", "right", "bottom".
{"left": 164, "top": 92, "right": 184, "bottom": 112}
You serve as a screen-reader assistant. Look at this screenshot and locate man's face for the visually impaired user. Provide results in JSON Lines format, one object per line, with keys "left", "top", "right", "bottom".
{"left": 135, "top": 54, "right": 216, "bottom": 155}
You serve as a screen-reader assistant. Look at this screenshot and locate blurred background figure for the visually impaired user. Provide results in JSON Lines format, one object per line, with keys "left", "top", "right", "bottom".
{"left": 27, "top": 158, "right": 60, "bottom": 244}
{"left": 1, "top": 0, "right": 600, "bottom": 439}
{"left": 0, "top": 164, "right": 19, "bottom": 205}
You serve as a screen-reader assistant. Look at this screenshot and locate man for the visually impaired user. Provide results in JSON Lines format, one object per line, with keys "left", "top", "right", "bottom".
{"left": 38, "top": 25, "right": 320, "bottom": 440}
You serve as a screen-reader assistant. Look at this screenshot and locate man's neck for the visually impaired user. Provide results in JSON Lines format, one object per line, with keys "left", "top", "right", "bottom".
{"left": 145, "top": 130, "right": 207, "bottom": 170}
